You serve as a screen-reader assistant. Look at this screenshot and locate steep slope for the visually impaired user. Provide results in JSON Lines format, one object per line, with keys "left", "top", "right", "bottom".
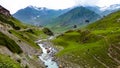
{"left": 52, "top": 10, "right": 120, "bottom": 68}
{"left": 0, "top": 5, "right": 23, "bottom": 54}
{"left": 0, "top": 5, "right": 49, "bottom": 68}
{"left": 47, "top": 6, "right": 101, "bottom": 33}
{"left": 0, "top": 5, "right": 11, "bottom": 16}
{"left": 13, "top": 6, "right": 70, "bottom": 25}
{"left": 85, "top": 6, "right": 101, "bottom": 14}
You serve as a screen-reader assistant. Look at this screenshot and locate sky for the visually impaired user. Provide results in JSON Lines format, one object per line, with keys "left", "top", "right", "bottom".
{"left": 0, "top": 0, "right": 120, "bottom": 14}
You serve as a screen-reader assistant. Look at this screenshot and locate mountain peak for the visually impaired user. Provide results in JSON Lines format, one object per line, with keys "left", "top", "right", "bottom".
{"left": 27, "top": 5, "right": 49, "bottom": 11}
{"left": 0, "top": 5, "right": 11, "bottom": 17}
{"left": 100, "top": 4, "right": 120, "bottom": 11}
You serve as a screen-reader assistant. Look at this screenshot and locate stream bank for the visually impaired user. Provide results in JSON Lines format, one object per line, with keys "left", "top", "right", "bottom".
{"left": 36, "top": 37, "right": 59, "bottom": 68}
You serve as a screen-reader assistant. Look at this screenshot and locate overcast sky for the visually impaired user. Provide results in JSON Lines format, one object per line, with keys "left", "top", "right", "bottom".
{"left": 0, "top": 0, "right": 120, "bottom": 14}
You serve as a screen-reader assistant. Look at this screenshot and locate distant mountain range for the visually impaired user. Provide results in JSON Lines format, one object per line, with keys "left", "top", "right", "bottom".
{"left": 13, "top": 6, "right": 70, "bottom": 25}
{"left": 100, "top": 4, "right": 120, "bottom": 15}
{"left": 85, "top": 4, "right": 120, "bottom": 16}
{"left": 13, "top": 4, "right": 120, "bottom": 32}
{"left": 47, "top": 6, "right": 101, "bottom": 32}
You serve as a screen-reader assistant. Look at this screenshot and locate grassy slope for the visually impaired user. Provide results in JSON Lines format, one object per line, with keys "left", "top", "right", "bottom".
{"left": 0, "top": 13, "right": 48, "bottom": 49}
{"left": 52, "top": 10, "right": 120, "bottom": 67}
{"left": 47, "top": 7, "right": 100, "bottom": 33}
{"left": 0, "top": 13, "right": 27, "bottom": 29}
{"left": 0, "top": 32, "right": 22, "bottom": 54}
{"left": 9, "top": 28, "right": 47, "bottom": 48}
{"left": 0, "top": 54, "right": 21, "bottom": 68}
{"left": 0, "top": 12, "right": 48, "bottom": 68}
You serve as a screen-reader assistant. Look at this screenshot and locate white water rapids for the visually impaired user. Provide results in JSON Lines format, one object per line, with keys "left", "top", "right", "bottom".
{"left": 37, "top": 37, "right": 58, "bottom": 68}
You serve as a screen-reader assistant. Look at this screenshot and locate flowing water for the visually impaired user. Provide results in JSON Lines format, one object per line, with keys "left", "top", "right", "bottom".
{"left": 37, "top": 38, "right": 58, "bottom": 68}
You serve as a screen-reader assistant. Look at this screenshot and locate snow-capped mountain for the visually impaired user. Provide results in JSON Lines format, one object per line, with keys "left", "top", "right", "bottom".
{"left": 85, "top": 4, "right": 120, "bottom": 16}
{"left": 13, "top": 4, "right": 120, "bottom": 26}
{"left": 28, "top": 6, "right": 51, "bottom": 11}
{"left": 99, "top": 4, "right": 120, "bottom": 15}
{"left": 13, "top": 6, "right": 70, "bottom": 25}
{"left": 85, "top": 6, "right": 101, "bottom": 14}
{"left": 80, "top": 4, "right": 120, "bottom": 16}
{"left": 100, "top": 4, "right": 120, "bottom": 11}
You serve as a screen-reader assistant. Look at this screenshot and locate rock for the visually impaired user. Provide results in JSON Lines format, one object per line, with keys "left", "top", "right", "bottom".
{"left": 117, "top": 66, "right": 120, "bottom": 68}
{"left": 59, "top": 64, "right": 63, "bottom": 68}
{"left": 46, "top": 48, "right": 50, "bottom": 53}
{"left": 45, "top": 65, "right": 48, "bottom": 67}
{"left": 117, "top": 18, "right": 120, "bottom": 22}
{"left": 0, "top": 5, "right": 11, "bottom": 17}
{"left": 52, "top": 58, "right": 56, "bottom": 61}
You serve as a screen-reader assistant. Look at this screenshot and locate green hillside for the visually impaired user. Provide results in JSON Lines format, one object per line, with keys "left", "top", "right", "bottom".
{"left": 0, "top": 13, "right": 27, "bottom": 30}
{"left": 47, "top": 6, "right": 100, "bottom": 33}
{"left": 0, "top": 6, "right": 49, "bottom": 68}
{"left": 0, "top": 12, "right": 47, "bottom": 49}
{"left": 0, "top": 54, "right": 21, "bottom": 68}
{"left": 52, "top": 10, "right": 120, "bottom": 67}
{"left": 0, "top": 32, "right": 22, "bottom": 54}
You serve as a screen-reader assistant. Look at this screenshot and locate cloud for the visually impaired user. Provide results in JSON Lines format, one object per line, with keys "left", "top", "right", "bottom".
{"left": 97, "top": 0, "right": 120, "bottom": 7}
{"left": 74, "top": 0, "right": 120, "bottom": 7}
{"left": 0, "top": 0, "right": 75, "bottom": 14}
{"left": 33, "top": 0, "right": 76, "bottom": 9}
{"left": 0, "top": 0, "right": 120, "bottom": 14}
{"left": 74, "top": 0, "right": 98, "bottom": 6}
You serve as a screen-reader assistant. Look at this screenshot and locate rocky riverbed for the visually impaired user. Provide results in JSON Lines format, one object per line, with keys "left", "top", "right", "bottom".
{"left": 36, "top": 36, "right": 59, "bottom": 68}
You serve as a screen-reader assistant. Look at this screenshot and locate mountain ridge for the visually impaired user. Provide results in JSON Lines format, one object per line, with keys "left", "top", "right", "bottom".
{"left": 47, "top": 6, "right": 101, "bottom": 33}
{"left": 13, "top": 6, "right": 70, "bottom": 25}
{"left": 52, "top": 10, "right": 120, "bottom": 68}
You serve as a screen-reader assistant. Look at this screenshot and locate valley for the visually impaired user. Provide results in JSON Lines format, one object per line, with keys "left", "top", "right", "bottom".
{"left": 0, "top": 2, "right": 120, "bottom": 68}
{"left": 13, "top": 4, "right": 120, "bottom": 33}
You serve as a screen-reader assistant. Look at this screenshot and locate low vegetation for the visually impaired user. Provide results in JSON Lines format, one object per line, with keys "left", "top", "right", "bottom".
{"left": 52, "top": 10, "right": 120, "bottom": 67}
{"left": 0, "top": 32, "right": 22, "bottom": 54}
{"left": 0, "top": 6, "right": 50, "bottom": 68}
{"left": 9, "top": 28, "right": 47, "bottom": 48}
{"left": 0, "top": 13, "right": 27, "bottom": 30}
{"left": 0, "top": 54, "right": 21, "bottom": 68}
{"left": 42, "top": 28, "right": 54, "bottom": 36}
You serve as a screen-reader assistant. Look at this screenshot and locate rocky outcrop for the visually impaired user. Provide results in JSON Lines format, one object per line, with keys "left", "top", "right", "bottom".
{"left": 0, "top": 5, "right": 11, "bottom": 17}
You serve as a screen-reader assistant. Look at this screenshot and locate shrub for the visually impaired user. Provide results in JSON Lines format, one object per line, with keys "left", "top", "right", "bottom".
{"left": 14, "top": 26, "right": 21, "bottom": 30}
{"left": 65, "top": 30, "right": 74, "bottom": 33}
{"left": 26, "top": 29, "right": 34, "bottom": 34}
{"left": 42, "top": 28, "right": 54, "bottom": 36}
{"left": 16, "top": 59, "right": 21, "bottom": 63}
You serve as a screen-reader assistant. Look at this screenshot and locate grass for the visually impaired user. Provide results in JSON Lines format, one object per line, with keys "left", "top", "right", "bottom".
{"left": 9, "top": 30, "right": 39, "bottom": 48}
{"left": 0, "top": 11, "right": 48, "bottom": 50}
{"left": 0, "top": 10, "right": 50, "bottom": 68}
{"left": 52, "top": 10, "right": 120, "bottom": 67}
{"left": 0, "top": 32, "right": 22, "bottom": 54}
{"left": 0, "top": 54, "right": 21, "bottom": 68}
{"left": 0, "top": 13, "right": 27, "bottom": 30}
{"left": 53, "top": 30, "right": 119, "bottom": 67}
{"left": 9, "top": 28, "right": 48, "bottom": 48}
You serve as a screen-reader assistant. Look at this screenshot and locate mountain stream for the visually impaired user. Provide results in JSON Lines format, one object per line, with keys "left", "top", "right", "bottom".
{"left": 36, "top": 37, "right": 58, "bottom": 68}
